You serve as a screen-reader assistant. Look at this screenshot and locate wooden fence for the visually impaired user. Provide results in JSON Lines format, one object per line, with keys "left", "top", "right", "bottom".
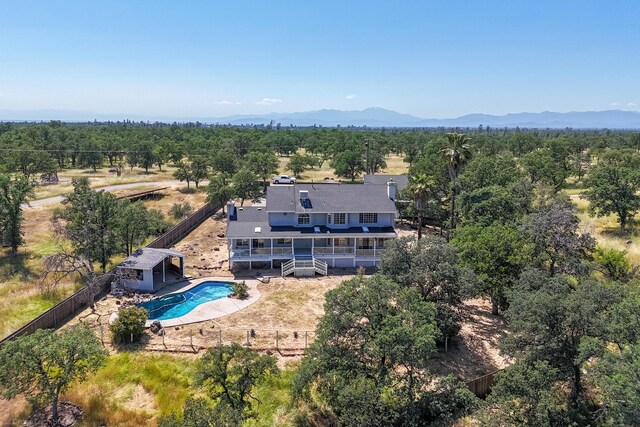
{"left": 465, "top": 369, "right": 500, "bottom": 398}
{"left": 0, "top": 201, "right": 222, "bottom": 346}
{"left": 148, "top": 201, "right": 221, "bottom": 249}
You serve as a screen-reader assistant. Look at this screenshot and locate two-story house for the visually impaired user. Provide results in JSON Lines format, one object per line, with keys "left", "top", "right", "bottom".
{"left": 226, "top": 179, "right": 400, "bottom": 276}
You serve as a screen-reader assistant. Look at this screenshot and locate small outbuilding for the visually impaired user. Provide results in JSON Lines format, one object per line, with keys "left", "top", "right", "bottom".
{"left": 117, "top": 248, "right": 186, "bottom": 292}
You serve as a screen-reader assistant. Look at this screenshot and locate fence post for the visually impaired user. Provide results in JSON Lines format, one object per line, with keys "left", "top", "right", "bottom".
{"left": 53, "top": 305, "right": 57, "bottom": 327}
{"left": 246, "top": 330, "right": 250, "bottom": 346}
{"left": 276, "top": 330, "right": 279, "bottom": 350}
{"left": 219, "top": 329, "right": 222, "bottom": 346}
{"left": 100, "top": 324, "right": 104, "bottom": 345}
{"left": 130, "top": 333, "right": 133, "bottom": 343}
{"left": 190, "top": 328, "right": 193, "bottom": 349}
{"left": 162, "top": 329, "right": 166, "bottom": 348}
{"left": 304, "top": 331, "right": 308, "bottom": 349}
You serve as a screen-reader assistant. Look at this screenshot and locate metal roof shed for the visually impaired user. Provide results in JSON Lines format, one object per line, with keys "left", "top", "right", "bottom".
{"left": 117, "top": 248, "right": 186, "bottom": 292}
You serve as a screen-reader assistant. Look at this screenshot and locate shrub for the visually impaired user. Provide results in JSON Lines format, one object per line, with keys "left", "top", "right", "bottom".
{"left": 169, "top": 203, "right": 193, "bottom": 219}
{"left": 231, "top": 281, "right": 249, "bottom": 299}
{"left": 110, "top": 306, "right": 148, "bottom": 344}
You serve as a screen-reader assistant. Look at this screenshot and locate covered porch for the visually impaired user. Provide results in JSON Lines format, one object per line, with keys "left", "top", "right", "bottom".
{"left": 228, "top": 236, "right": 391, "bottom": 270}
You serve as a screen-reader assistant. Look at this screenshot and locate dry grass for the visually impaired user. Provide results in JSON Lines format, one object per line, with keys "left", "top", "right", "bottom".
{"left": 0, "top": 205, "right": 78, "bottom": 339}
{"left": 567, "top": 192, "right": 640, "bottom": 266}
{"left": 32, "top": 165, "right": 179, "bottom": 200}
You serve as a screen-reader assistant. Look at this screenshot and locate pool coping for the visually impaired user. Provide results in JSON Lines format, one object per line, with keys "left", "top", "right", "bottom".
{"left": 143, "top": 277, "right": 261, "bottom": 328}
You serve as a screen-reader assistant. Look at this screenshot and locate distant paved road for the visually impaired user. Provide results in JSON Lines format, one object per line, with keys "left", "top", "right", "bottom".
{"left": 23, "top": 180, "right": 183, "bottom": 208}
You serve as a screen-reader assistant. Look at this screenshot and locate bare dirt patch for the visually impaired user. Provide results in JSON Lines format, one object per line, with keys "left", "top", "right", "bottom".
{"left": 428, "top": 298, "right": 510, "bottom": 380}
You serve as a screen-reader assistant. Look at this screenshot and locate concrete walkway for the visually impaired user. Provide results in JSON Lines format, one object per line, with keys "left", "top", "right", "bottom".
{"left": 145, "top": 277, "right": 261, "bottom": 328}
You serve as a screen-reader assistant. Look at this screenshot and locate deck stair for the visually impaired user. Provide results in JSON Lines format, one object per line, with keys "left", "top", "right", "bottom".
{"left": 281, "top": 258, "right": 328, "bottom": 277}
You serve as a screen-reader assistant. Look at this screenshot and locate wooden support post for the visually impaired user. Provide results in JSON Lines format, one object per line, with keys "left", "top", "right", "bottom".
{"left": 190, "top": 328, "right": 193, "bottom": 348}
{"left": 276, "top": 330, "right": 279, "bottom": 350}
{"left": 162, "top": 329, "right": 166, "bottom": 347}
{"left": 246, "top": 330, "right": 250, "bottom": 346}
{"left": 100, "top": 324, "right": 104, "bottom": 345}
{"left": 219, "top": 329, "right": 222, "bottom": 346}
{"left": 445, "top": 336, "right": 448, "bottom": 353}
{"left": 304, "top": 331, "right": 308, "bottom": 349}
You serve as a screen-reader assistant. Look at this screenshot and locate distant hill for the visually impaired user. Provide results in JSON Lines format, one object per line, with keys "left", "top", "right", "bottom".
{"left": 2, "top": 107, "right": 640, "bottom": 129}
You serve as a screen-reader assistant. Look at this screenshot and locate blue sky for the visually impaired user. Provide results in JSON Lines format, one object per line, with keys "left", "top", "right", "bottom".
{"left": 0, "top": 0, "right": 639, "bottom": 118}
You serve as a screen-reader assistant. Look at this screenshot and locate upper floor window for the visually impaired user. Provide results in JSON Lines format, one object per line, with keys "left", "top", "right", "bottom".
{"left": 236, "top": 239, "right": 249, "bottom": 247}
{"left": 298, "top": 214, "right": 310, "bottom": 225}
{"left": 359, "top": 213, "right": 378, "bottom": 224}
{"left": 333, "top": 213, "right": 346, "bottom": 224}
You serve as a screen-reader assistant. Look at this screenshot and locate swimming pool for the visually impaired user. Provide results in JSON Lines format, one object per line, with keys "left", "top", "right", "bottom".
{"left": 138, "top": 281, "right": 234, "bottom": 321}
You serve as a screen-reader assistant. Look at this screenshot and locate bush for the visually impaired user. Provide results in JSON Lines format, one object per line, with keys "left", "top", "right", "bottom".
{"left": 231, "top": 281, "right": 249, "bottom": 299}
{"left": 169, "top": 203, "right": 193, "bottom": 219}
{"left": 110, "top": 306, "right": 148, "bottom": 344}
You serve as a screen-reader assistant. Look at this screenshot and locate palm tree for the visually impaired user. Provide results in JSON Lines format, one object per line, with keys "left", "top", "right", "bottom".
{"left": 407, "top": 174, "right": 435, "bottom": 239}
{"left": 441, "top": 133, "right": 471, "bottom": 232}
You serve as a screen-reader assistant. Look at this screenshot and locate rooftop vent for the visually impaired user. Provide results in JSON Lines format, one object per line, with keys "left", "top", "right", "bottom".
{"left": 299, "top": 190, "right": 309, "bottom": 199}
{"left": 254, "top": 227, "right": 261, "bottom": 233}
{"left": 257, "top": 207, "right": 262, "bottom": 211}
{"left": 238, "top": 207, "right": 244, "bottom": 211}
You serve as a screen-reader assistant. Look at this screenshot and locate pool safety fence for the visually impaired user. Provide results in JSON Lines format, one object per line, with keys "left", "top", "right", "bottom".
{"left": 89, "top": 323, "right": 317, "bottom": 353}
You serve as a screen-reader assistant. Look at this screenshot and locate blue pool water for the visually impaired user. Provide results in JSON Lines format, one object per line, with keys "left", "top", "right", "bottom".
{"left": 138, "top": 281, "right": 234, "bottom": 321}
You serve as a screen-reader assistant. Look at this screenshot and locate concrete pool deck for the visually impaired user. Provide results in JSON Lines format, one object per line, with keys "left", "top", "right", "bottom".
{"left": 143, "top": 277, "right": 261, "bottom": 328}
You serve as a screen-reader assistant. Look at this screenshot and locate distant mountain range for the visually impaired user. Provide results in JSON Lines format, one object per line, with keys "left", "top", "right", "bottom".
{"left": 2, "top": 107, "right": 640, "bottom": 129}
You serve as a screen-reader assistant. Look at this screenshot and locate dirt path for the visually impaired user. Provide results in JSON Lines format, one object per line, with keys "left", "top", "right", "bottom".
{"left": 24, "top": 180, "right": 186, "bottom": 207}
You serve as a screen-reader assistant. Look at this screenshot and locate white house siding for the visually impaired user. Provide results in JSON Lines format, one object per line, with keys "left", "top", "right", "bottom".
{"left": 267, "top": 212, "right": 394, "bottom": 228}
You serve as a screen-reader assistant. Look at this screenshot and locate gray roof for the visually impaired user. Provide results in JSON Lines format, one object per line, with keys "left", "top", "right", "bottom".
{"left": 364, "top": 174, "right": 409, "bottom": 190}
{"left": 266, "top": 183, "right": 397, "bottom": 214}
{"left": 226, "top": 206, "right": 396, "bottom": 239}
{"left": 118, "top": 248, "right": 185, "bottom": 270}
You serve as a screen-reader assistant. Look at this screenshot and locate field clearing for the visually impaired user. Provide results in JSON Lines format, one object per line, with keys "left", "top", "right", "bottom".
{"left": 279, "top": 152, "right": 409, "bottom": 182}
{"left": 567, "top": 191, "right": 640, "bottom": 266}
{"left": 32, "top": 165, "right": 179, "bottom": 200}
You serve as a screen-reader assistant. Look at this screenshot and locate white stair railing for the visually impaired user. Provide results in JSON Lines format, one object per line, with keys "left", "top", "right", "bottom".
{"left": 282, "top": 258, "right": 328, "bottom": 276}
{"left": 313, "top": 259, "right": 328, "bottom": 276}
{"left": 281, "top": 259, "right": 295, "bottom": 276}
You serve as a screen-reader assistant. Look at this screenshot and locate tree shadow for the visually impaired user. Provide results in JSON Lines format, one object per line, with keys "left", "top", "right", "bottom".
{"left": 0, "top": 249, "right": 32, "bottom": 281}
{"left": 599, "top": 226, "right": 637, "bottom": 240}
{"left": 178, "top": 187, "right": 198, "bottom": 194}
